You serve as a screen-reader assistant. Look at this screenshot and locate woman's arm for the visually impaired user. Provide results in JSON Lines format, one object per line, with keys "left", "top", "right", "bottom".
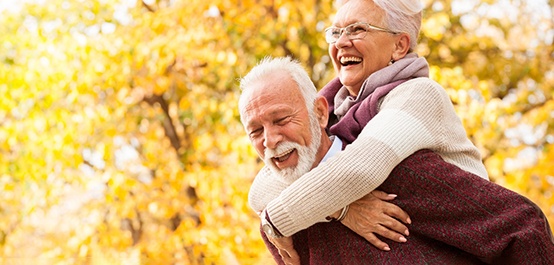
{"left": 248, "top": 166, "right": 289, "bottom": 214}
{"left": 265, "top": 78, "right": 476, "bottom": 236}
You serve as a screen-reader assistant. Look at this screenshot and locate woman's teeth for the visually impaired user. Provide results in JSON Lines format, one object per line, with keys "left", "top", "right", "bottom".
{"left": 340, "top": 56, "right": 362, "bottom": 66}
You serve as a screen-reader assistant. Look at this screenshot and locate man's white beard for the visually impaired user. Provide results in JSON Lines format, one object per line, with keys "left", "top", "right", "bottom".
{"left": 264, "top": 112, "right": 322, "bottom": 184}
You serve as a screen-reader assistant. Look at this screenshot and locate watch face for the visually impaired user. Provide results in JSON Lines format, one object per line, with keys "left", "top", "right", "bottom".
{"left": 262, "top": 223, "right": 274, "bottom": 237}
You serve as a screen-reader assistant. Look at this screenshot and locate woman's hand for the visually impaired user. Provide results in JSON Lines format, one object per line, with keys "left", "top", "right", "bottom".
{"left": 340, "top": 190, "right": 411, "bottom": 251}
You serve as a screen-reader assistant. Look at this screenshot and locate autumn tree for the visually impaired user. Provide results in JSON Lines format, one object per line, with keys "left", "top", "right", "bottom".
{"left": 0, "top": 0, "right": 552, "bottom": 264}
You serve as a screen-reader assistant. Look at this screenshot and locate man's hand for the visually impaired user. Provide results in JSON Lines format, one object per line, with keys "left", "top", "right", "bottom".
{"left": 267, "top": 236, "right": 300, "bottom": 265}
{"left": 340, "top": 190, "right": 411, "bottom": 251}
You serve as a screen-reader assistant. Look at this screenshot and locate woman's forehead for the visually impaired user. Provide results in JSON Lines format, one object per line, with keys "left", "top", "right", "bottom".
{"left": 333, "top": 0, "right": 384, "bottom": 26}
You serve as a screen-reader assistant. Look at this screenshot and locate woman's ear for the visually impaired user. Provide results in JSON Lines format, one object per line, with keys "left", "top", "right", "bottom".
{"left": 314, "top": 96, "right": 329, "bottom": 129}
{"left": 392, "top": 33, "right": 411, "bottom": 60}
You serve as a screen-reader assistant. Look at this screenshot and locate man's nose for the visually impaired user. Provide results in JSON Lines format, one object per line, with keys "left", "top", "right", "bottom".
{"left": 263, "top": 126, "right": 282, "bottom": 149}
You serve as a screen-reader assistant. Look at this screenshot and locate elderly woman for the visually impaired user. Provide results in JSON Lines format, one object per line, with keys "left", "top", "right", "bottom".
{"left": 242, "top": 0, "right": 554, "bottom": 264}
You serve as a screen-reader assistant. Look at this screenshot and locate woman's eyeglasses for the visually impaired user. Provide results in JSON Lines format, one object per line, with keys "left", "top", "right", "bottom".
{"left": 324, "top": 22, "right": 399, "bottom": 44}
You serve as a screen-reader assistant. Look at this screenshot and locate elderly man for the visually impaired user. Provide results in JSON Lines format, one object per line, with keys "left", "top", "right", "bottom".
{"left": 239, "top": 57, "right": 554, "bottom": 265}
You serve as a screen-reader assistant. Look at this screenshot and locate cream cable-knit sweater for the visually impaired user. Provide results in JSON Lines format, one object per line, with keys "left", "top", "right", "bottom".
{"left": 248, "top": 77, "right": 489, "bottom": 237}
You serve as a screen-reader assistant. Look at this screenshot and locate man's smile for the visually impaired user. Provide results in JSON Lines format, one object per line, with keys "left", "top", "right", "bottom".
{"left": 272, "top": 149, "right": 298, "bottom": 169}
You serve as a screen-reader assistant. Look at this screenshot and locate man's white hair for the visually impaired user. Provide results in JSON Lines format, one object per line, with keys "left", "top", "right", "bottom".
{"left": 238, "top": 56, "right": 318, "bottom": 123}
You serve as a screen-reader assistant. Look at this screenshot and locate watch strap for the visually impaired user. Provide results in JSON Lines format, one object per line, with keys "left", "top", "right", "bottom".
{"left": 261, "top": 210, "right": 283, "bottom": 238}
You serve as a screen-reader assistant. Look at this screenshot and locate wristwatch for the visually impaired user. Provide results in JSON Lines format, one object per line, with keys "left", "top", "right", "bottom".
{"left": 261, "top": 210, "right": 283, "bottom": 238}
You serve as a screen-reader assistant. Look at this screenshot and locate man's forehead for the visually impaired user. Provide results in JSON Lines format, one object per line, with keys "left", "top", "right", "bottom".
{"left": 243, "top": 91, "right": 299, "bottom": 117}
{"left": 242, "top": 85, "right": 302, "bottom": 123}
{"left": 247, "top": 75, "right": 301, "bottom": 101}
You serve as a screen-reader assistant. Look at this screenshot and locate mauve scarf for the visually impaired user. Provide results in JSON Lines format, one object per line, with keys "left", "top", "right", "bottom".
{"left": 320, "top": 53, "right": 429, "bottom": 143}
{"left": 333, "top": 53, "right": 429, "bottom": 120}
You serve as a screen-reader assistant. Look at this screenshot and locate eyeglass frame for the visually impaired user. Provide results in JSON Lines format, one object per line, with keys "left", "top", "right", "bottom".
{"left": 324, "top": 22, "right": 400, "bottom": 44}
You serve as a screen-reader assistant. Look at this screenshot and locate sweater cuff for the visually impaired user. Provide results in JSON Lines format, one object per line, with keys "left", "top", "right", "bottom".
{"left": 266, "top": 199, "right": 297, "bottom": 237}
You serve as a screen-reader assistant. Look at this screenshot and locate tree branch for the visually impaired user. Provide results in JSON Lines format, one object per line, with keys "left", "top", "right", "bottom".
{"left": 143, "top": 94, "right": 182, "bottom": 154}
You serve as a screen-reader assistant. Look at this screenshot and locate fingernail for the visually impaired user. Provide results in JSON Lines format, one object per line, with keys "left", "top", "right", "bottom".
{"left": 407, "top": 217, "right": 412, "bottom": 224}
{"left": 399, "top": 236, "right": 407, "bottom": 242}
{"left": 388, "top": 194, "right": 397, "bottom": 198}
{"left": 405, "top": 229, "right": 409, "bottom": 236}
{"left": 384, "top": 246, "right": 391, "bottom": 251}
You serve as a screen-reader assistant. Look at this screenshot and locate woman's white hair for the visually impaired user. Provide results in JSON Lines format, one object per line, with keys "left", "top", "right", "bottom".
{"left": 238, "top": 56, "right": 318, "bottom": 119}
{"left": 374, "top": 0, "right": 423, "bottom": 51}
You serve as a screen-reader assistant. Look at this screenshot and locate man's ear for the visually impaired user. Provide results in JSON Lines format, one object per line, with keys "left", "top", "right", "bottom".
{"left": 314, "top": 96, "right": 329, "bottom": 129}
{"left": 392, "top": 33, "right": 411, "bottom": 60}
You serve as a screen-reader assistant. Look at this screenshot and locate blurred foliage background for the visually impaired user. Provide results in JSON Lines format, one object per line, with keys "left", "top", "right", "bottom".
{"left": 0, "top": 0, "right": 553, "bottom": 264}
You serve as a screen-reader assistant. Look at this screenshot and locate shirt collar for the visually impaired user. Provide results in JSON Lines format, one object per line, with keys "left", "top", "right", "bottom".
{"left": 321, "top": 135, "right": 343, "bottom": 163}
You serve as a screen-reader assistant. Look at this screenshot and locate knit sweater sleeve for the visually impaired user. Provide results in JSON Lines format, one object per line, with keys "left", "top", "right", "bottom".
{"left": 265, "top": 77, "right": 488, "bottom": 236}
{"left": 248, "top": 166, "right": 290, "bottom": 214}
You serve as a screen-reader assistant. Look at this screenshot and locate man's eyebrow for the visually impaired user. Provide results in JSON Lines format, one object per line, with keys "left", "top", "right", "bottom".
{"left": 245, "top": 120, "right": 259, "bottom": 130}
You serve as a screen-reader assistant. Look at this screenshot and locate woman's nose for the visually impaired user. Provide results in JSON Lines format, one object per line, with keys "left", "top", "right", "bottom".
{"left": 334, "top": 31, "right": 352, "bottom": 48}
